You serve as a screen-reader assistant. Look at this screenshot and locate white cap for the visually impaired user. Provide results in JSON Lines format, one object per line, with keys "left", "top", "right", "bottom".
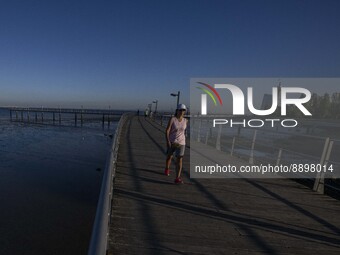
{"left": 177, "top": 104, "right": 187, "bottom": 110}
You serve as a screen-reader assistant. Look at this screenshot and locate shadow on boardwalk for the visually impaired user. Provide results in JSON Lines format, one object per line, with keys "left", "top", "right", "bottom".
{"left": 108, "top": 116, "right": 340, "bottom": 255}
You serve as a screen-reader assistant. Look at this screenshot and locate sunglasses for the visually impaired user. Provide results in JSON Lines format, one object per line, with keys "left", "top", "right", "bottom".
{"left": 178, "top": 109, "right": 186, "bottom": 111}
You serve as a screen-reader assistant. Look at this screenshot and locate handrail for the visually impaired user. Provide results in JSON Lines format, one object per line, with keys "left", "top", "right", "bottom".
{"left": 87, "top": 113, "right": 130, "bottom": 255}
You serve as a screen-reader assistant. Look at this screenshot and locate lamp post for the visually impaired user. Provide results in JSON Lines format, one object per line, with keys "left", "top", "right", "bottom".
{"left": 153, "top": 100, "right": 158, "bottom": 114}
{"left": 170, "top": 91, "right": 180, "bottom": 107}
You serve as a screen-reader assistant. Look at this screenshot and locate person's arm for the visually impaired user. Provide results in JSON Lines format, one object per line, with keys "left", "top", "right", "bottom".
{"left": 165, "top": 117, "right": 173, "bottom": 148}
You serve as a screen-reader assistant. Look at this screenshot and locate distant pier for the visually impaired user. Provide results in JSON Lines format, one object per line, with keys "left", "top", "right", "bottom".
{"left": 7, "top": 107, "right": 125, "bottom": 127}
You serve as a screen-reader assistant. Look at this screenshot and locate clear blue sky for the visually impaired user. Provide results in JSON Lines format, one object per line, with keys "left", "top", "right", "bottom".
{"left": 0, "top": 0, "right": 339, "bottom": 110}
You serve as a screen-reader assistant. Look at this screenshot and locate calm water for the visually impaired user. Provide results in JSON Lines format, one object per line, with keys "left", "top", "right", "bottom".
{"left": 0, "top": 108, "right": 116, "bottom": 254}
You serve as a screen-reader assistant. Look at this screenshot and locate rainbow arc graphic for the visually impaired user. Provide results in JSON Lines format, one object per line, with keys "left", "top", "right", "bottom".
{"left": 196, "top": 82, "right": 223, "bottom": 106}
{"left": 196, "top": 82, "right": 223, "bottom": 115}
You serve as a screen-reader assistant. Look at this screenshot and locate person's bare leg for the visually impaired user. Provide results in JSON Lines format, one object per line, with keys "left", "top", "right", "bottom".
{"left": 166, "top": 155, "right": 172, "bottom": 170}
{"left": 176, "top": 156, "right": 183, "bottom": 178}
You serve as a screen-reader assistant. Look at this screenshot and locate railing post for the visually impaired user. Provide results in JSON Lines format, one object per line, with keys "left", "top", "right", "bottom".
{"left": 230, "top": 137, "right": 236, "bottom": 156}
{"left": 249, "top": 130, "right": 257, "bottom": 164}
{"left": 276, "top": 148, "right": 282, "bottom": 166}
{"left": 10, "top": 109, "right": 12, "bottom": 121}
{"left": 237, "top": 126, "right": 241, "bottom": 136}
{"left": 27, "top": 110, "right": 30, "bottom": 122}
{"left": 75, "top": 113, "right": 77, "bottom": 126}
{"left": 216, "top": 124, "right": 222, "bottom": 151}
{"left": 324, "top": 141, "right": 334, "bottom": 168}
{"left": 190, "top": 118, "right": 194, "bottom": 141}
{"left": 205, "top": 122, "right": 209, "bottom": 145}
{"left": 15, "top": 111, "right": 18, "bottom": 120}
{"left": 197, "top": 118, "right": 202, "bottom": 142}
{"left": 313, "top": 137, "right": 330, "bottom": 192}
{"left": 21, "top": 111, "right": 23, "bottom": 121}
{"left": 315, "top": 140, "right": 334, "bottom": 194}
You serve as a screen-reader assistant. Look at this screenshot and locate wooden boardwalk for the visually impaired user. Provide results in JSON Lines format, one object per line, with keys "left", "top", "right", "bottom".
{"left": 107, "top": 116, "right": 340, "bottom": 255}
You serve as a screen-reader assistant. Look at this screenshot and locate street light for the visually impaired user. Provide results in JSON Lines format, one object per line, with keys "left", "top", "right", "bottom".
{"left": 152, "top": 100, "right": 158, "bottom": 114}
{"left": 170, "top": 91, "right": 180, "bottom": 107}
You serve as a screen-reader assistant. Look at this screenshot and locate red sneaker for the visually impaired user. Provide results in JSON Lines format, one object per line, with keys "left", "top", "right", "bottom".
{"left": 174, "top": 177, "right": 184, "bottom": 184}
{"left": 164, "top": 168, "right": 170, "bottom": 176}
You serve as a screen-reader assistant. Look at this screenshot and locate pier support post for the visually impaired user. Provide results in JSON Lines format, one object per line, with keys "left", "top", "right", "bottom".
{"left": 53, "top": 112, "right": 55, "bottom": 124}
{"left": 21, "top": 111, "right": 23, "bottom": 121}
{"left": 10, "top": 110, "right": 12, "bottom": 121}
{"left": 75, "top": 113, "right": 77, "bottom": 126}
{"left": 35, "top": 112, "right": 38, "bottom": 122}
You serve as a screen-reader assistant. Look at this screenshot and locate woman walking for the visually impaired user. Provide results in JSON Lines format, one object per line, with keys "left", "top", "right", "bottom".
{"left": 165, "top": 104, "right": 188, "bottom": 184}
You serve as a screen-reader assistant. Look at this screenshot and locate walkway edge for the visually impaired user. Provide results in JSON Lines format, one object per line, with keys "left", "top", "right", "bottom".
{"left": 88, "top": 113, "right": 131, "bottom": 255}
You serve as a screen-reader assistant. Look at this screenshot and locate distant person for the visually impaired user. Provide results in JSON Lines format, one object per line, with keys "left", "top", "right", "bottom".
{"left": 165, "top": 104, "right": 188, "bottom": 184}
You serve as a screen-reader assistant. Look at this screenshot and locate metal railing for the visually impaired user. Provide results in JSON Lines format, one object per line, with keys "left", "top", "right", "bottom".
{"left": 190, "top": 117, "right": 340, "bottom": 195}
{"left": 88, "top": 113, "right": 130, "bottom": 255}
